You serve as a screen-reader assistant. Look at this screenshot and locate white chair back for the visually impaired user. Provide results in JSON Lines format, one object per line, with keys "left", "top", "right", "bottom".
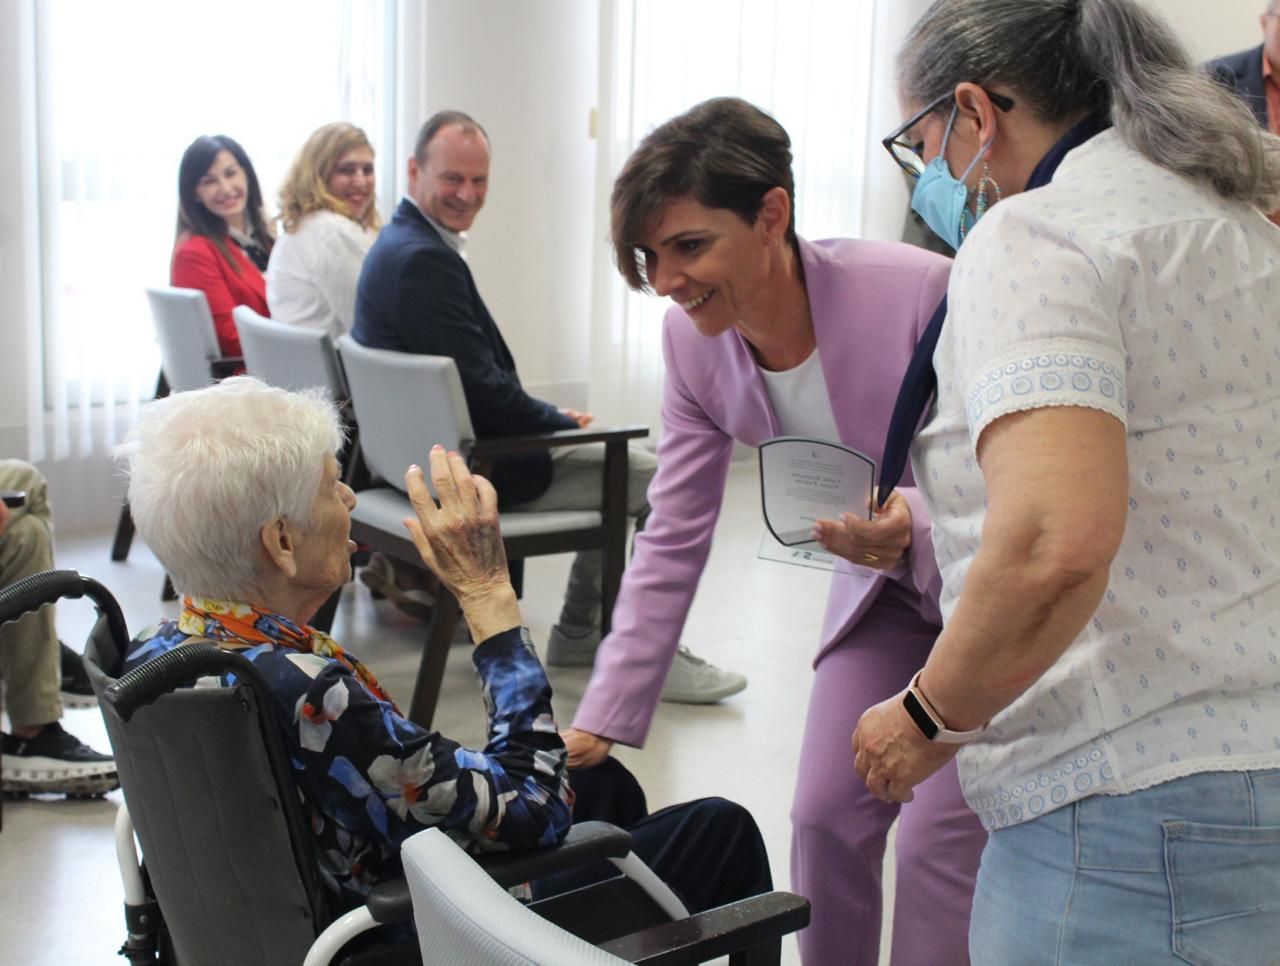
{"left": 336, "top": 335, "right": 473, "bottom": 492}
{"left": 401, "top": 829, "right": 628, "bottom": 966}
{"left": 145, "top": 287, "right": 221, "bottom": 392}
{"left": 234, "top": 307, "right": 347, "bottom": 398}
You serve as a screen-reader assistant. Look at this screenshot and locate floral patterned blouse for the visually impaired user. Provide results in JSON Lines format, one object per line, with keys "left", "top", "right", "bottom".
{"left": 124, "top": 598, "right": 573, "bottom": 902}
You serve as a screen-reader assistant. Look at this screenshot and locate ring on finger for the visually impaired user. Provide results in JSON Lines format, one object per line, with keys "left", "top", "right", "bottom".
{"left": 863, "top": 552, "right": 880, "bottom": 563}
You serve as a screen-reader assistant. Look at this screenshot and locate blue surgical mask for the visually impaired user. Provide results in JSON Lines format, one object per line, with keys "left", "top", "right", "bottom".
{"left": 910, "top": 106, "right": 990, "bottom": 251}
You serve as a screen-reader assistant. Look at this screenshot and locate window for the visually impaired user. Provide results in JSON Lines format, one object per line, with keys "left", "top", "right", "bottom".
{"left": 30, "top": 0, "right": 393, "bottom": 458}
{"left": 590, "top": 0, "right": 876, "bottom": 430}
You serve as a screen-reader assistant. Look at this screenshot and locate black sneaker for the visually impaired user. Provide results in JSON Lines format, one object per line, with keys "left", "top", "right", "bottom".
{"left": 59, "top": 641, "right": 97, "bottom": 709}
{"left": 1, "top": 722, "right": 118, "bottom": 796}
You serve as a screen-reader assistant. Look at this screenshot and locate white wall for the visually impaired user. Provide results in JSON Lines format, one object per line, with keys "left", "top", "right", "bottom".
{"left": 1158, "top": 0, "right": 1264, "bottom": 61}
{"left": 412, "top": 0, "right": 599, "bottom": 410}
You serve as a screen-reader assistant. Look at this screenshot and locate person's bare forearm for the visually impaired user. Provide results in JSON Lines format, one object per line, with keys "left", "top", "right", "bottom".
{"left": 918, "top": 537, "right": 1110, "bottom": 731}
{"left": 917, "top": 407, "right": 1128, "bottom": 732}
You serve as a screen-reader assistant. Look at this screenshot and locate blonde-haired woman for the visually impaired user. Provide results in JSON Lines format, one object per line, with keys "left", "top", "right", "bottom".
{"left": 267, "top": 122, "right": 381, "bottom": 338}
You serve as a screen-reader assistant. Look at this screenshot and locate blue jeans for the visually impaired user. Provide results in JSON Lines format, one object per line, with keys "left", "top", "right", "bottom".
{"left": 969, "top": 769, "right": 1280, "bottom": 965}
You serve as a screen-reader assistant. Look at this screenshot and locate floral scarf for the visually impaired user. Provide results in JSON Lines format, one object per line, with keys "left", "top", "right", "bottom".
{"left": 179, "top": 596, "right": 398, "bottom": 712}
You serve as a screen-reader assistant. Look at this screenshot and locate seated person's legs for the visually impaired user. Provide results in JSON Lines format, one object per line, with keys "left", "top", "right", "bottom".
{"left": 0, "top": 459, "right": 116, "bottom": 796}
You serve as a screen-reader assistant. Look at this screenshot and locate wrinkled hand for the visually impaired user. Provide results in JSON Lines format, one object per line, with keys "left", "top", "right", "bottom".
{"left": 562, "top": 408, "right": 594, "bottom": 429}
{"left": 852, "top": 692, "right": 958, "bottom": 804}
{"left": 403, "top": 447, "right": 518, "bottom": 643}
{"left": 813, "top": 490, "right": 912, "bottom": 570}
{"left": 0, "top": 501, "right": 9, "bottom": 538}
{"left": 561, "top": 728, "right": 614, "bottom": 769}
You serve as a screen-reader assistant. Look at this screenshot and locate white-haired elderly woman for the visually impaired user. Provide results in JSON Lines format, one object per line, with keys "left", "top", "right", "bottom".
{"left": 854, "top": 0, "right": 1280, "bottom": 962}
{"left": 117, "top": 377, "right": 771, "bottom": 912}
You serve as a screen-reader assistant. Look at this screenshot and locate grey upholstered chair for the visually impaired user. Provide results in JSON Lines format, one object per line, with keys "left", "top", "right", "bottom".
{"left": 336, "top": 334, "right": 648, "bottom": 727}
{"left": 112, "top": 287, "right": 243, "bottom": 598}
{"left": 233, "top": 306, "right": 348, "bottom": 397}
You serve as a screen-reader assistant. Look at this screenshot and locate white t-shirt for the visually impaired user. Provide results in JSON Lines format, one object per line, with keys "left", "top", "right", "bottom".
{"left": 914, "top": 129, "right": 1280, "bottom": 831}
{"left": 757, "top": 346, "right": 841, "bottom": 441}
{"left": 266, "top": 209, "right": 377, "bottom": 339}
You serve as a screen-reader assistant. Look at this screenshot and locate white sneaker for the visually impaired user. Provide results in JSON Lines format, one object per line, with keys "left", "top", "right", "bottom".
{"left": 546, "top": 629, "right": 746, "bottom": 703}
{"left": 659, "top": 646, "right": 748, "bottom": 705}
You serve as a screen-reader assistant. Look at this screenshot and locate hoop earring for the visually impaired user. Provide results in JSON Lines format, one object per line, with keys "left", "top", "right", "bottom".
{"left": 974, "top": 162, "right": 1002, "bottom": 218}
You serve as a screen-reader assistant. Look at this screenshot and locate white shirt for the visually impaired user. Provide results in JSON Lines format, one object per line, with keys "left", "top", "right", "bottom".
{"left": 914, "top": 129, "right": 1280, "bottom": 831}
{"left": 404, "top": 195, "right": 467, "bottom": 257}
{"left": 758, "top": 346, "right": 841, "bottom": 441}
{"left": 266, "top": 209, "right": 377, "bottom": 339}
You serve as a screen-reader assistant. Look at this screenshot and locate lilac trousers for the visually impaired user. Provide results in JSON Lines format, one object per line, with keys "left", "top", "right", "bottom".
{"left": 790, "top": 590, "right": 986, "bottom": 966}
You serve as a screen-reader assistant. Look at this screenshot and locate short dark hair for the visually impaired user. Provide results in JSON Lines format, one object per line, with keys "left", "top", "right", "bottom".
{"left": 413, "top": 110, "right": 490, "bottom": 164}
{"left": 175, "top": 134, "right": 273, "bottom": 270}
{"left": 610, "top": 97, "right": 796, "bottom": 291}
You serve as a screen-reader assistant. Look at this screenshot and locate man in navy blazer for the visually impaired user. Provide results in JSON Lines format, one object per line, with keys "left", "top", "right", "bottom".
{"left": 1206, "top": 5, "right": 1279, "bottom": 130}
{"left": 353, "top": 112, "right": 744, "bottom": 703}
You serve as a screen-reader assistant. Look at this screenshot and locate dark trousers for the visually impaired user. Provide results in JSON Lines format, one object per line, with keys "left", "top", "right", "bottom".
{"left": 534, "top": 758, "right": 773, "bottom": 914}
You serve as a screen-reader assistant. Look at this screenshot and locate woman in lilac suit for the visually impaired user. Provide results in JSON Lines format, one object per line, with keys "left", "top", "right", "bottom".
{"left": 561, "top": 98, "right": 985, "bottom": 965}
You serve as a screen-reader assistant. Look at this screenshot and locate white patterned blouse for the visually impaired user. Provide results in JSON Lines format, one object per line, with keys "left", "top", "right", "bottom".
{"left": 914, "top": 128, "right": 1280, "bottom": 831}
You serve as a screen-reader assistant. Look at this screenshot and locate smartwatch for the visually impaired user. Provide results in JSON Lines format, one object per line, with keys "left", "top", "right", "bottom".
{"left": 902, "top": 671, "right": 986, "bottom": 744}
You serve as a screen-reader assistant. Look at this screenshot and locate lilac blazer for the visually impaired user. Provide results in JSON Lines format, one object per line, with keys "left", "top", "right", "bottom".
{"left": 572, "top": 237, "right": 952, "bottom": 747}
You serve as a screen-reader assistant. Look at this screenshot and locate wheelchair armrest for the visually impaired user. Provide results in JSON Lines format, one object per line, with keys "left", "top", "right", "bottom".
{"left": 210, "top": 355, "right": 245, "bottom": 379}
{"left": 362, "top": 875, "right": 413, "bottom": 925}
{"left": 470, "top": 425, "right": 649, "bottom": 458}
{"left": 599, "top": 890, "right": 811, "bottom": 965}
{"left": 475, "top": 821, "right": 635, "bottom": 889}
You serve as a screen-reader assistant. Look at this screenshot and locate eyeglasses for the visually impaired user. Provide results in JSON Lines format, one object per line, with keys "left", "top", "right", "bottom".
{"left": 882, "top": 88, "right": 1015, "bottom": 180}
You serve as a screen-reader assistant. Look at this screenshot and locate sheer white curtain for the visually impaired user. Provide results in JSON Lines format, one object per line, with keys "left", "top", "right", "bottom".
{"left": 588, "top": 0, "right": 930, "bottom": 431}
{"left": 27, "top": 0, "right": 394, "bottom": 461}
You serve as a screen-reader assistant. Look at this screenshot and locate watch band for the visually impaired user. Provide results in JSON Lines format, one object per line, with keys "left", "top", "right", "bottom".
{"left": 902, "top": 671, "right": 986, "bottom": 745}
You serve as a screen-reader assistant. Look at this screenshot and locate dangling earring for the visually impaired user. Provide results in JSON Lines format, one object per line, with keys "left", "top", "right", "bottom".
{"left": 960, "top": 163, "right": 1002, "bottom": 243}
{"left": 974, "top": 163, "right": 1002, "bottom": 218}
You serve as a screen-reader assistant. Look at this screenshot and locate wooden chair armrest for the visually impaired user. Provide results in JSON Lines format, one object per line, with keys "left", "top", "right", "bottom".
{"left": 599, "top": 891, "right": 811, "bottom": 966}
{"left": 470, "top": 425, "right": 649, "bottom": 458}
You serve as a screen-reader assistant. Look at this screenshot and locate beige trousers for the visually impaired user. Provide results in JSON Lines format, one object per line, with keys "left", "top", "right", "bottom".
{"left": 0, "top": 460, "right": 61, "bottom": 727}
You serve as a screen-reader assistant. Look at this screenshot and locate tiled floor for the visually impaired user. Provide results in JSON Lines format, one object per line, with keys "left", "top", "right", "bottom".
{"left": 1, "top": 462, "right": 897, "bottom": 964}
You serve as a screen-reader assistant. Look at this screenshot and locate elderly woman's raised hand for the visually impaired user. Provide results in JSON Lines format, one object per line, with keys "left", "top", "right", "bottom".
{"left": 812, "top": 489, "right": 913, "bottom": 570}
{"left": 403, "top": 446, "right": 521, "bottom": 643}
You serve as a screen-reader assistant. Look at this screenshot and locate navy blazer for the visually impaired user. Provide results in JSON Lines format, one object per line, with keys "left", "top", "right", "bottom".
{"left": 353, "top": 199, "right": 576, "bottom": 505}
{"left": 1207, "top": 43, "right": 1269, "bottom": 128}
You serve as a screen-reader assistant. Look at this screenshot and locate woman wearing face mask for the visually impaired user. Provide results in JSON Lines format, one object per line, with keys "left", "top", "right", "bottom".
{"left": 855, "top": 0, "right": 1280, "bottom": 961}
{"left": 267, "top": 122, "right": 381, "bottom": 339}
{"left": 171, "top": 135, "right": 274, "bottom": 357}
{"left": 566, "top": 96, "right": 986, "bottom": 966}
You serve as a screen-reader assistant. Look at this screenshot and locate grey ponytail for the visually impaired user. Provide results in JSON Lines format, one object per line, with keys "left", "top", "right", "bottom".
{"left": 898, "top": 0, "right": 1280, "bottom": 209}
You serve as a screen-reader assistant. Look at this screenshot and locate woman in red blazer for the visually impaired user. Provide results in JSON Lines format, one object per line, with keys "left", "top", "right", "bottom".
{"left": 171, "top": 135, "right": 274, "bottom": 357}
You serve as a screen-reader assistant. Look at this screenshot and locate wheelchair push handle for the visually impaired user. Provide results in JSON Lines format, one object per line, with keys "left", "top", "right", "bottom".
{"left": 0, "top": 568, "right": 91, "bottom": 627}
{"left": 0, "top": 568, "right": 130, "bottom": 653}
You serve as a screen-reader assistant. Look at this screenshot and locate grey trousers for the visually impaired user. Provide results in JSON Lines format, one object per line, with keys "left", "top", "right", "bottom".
{"left": 510, "top": 442, "right": 657, "bottom": 629}
{"left": 0, "top": 460, "right": 61, "bottom": 727}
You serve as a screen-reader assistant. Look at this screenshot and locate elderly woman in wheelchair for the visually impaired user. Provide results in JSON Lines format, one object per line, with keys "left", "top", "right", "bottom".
{"left": 116, "top": 376, "right": 771, "bottom": 915}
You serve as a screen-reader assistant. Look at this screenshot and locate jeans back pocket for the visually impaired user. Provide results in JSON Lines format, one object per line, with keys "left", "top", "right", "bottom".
{"left": 1164, "top": 820, "right": 1280, "bottom": 966}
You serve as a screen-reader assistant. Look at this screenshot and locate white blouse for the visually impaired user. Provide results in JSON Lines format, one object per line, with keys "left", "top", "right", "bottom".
{"left": 914, "top": 129, "right": 1280, "bottom": 831}
{"left": 757, "top": 346, "right": 841, "bottom": 441}
{"left": 266, "top": 209, "right": 377, "bottom": 339}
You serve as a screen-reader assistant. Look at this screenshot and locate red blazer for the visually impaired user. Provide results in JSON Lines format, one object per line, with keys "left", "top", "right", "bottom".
{"left": 170, "top": 233, "right": 269, "bottom": 357}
